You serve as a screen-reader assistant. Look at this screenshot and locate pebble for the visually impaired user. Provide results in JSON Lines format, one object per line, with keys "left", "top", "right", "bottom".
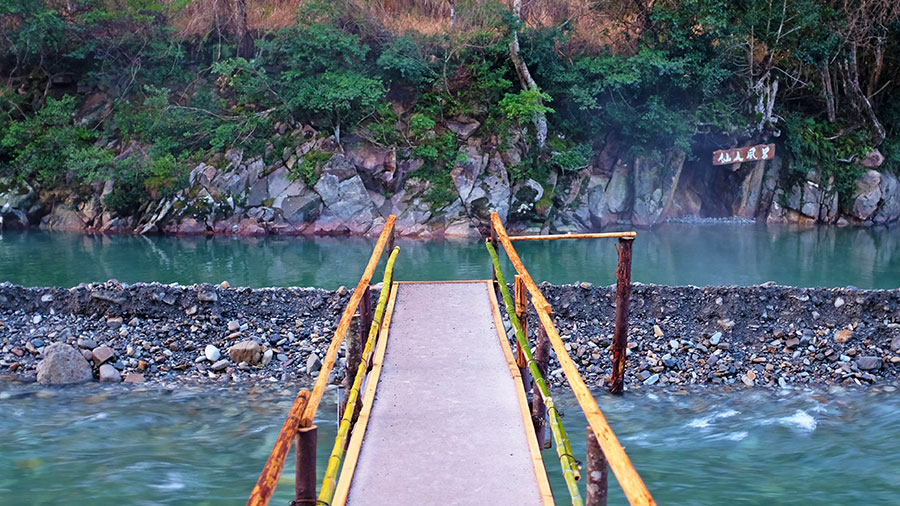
{"left": 834, "top": 297, "right": 845, "bottom": 308}
{"left": 710, "top": 332, "right": 722, "bottom": 345}
{"left": 91, "top": 346, "right": 114, "bottom": 366}
{"left": 644, "top": 374, "right": 659, "bottom": 385}
{"left": 210, "top": 359, "right": 229, "bottom": 371}
{"left": 653, "top": 325, "right": 664, "bottom": 337}
{"left": 262, "top": 349, "right": 274, "bottom": 366}
{"left": 306, "top": 354, "right": 322, "bottom": 375}
{"left": 99, "top": 364, "right": 122, "bottom": 382}
{"left": 204, "top": 345, "right": 221, "bottom": 362}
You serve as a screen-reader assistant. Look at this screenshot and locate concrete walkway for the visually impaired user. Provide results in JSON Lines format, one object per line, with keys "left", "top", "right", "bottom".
{"left": 344, "top": 282, "right": 550, "bottom": 505}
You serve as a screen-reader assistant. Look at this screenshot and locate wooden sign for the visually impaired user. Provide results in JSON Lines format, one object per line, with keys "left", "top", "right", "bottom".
{"left": 713, "top": 143, "right": 775, "bottom": 166}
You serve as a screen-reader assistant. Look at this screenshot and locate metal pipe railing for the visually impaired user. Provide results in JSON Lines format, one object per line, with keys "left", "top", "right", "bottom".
{"left": 247, "top": 216, "right": 397, "bottom": 506}
{"left": 318, "top": 247, "right": 400, "bottom": 505}
{"left": 489, "top": 212, "right": 655, "bottom": 506}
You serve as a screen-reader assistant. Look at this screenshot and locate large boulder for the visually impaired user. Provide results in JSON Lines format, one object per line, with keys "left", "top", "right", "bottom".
{"left": 605, "top": 159, "right": 630, "bottom": 214}
{"left": 36, "top": 343, "right": 93, "bottom": 385}
{"left": 229, "top": 340, "right": 262, "bottom": 365}
{"left": 848, "top": 170, "right": 882, "bottom": 221}
{"left": 0, "top": 178, "right": 36, "bottom": 210}
{"left": 733, "top": 159, "right": 767, "bottom": 219}
{"left": 586, "top": 175, "right": 614, "bottom": 227}
{"left": 873, "top": 171, "right": 900, "bottom": 225}
{"left": 632, "top": 150, "right": 686, "bottom": 227}
{"left": 312, "top": 173, "right": 377, "bottom": 234}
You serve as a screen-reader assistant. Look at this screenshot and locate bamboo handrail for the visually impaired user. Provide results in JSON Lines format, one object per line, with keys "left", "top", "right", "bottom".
{"left": 301, "top": 215, "right": 397, "bottom": 428}
{"left": 490, "top": 212, "right": 656, "bottom": 506}
{"left": 486, "top": 240, "right": 583, "bottom": 506}
{"left": 318, "top": 246, "right": 400, "bottom": 505}
{"left": 509, "top": 232, "right": 636, "bottom": 241}
{"left": 248, "top": 390, "right": 311, "bottom": 506}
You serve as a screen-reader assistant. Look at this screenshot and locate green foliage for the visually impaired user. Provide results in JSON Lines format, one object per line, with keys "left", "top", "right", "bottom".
{"left": 377, "top": 34, "right": 439, "bottom": 89}
{"left": 498, "top": 90, "right": 553, "bottom": 125}
{"left": 784, "top": 115, "right": 870, "bottom": 205}
{"left": 0, "top": 95, "right": 111, "bottom": 184}
{"left": 290, "top": 150, "right": 331, "bottom": 187}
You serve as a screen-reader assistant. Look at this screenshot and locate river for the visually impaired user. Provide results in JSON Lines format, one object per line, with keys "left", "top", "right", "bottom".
{"left": 2, "top": 222, "right": 900, "bottom": 504}
{"left": 1, "top": 384, "right": 897, "bottom": 505}
{"left": 1, "top": 222, "right": 899, "bottom": 289}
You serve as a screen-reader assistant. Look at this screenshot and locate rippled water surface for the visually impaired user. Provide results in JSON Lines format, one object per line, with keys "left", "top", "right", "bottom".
{"left": 1, "top": 384, "right": 898, "bottom": 505}
{"left": 1, "top": 222, "right": 899, "bottom": 289}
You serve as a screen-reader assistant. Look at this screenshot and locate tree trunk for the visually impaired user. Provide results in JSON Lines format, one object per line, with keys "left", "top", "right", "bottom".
{"left": 841, "top": 44, "right": 886, "bottom": 145}
{"left": 509, "top": 0, "right": 547, "bottom": 148}
{"left": 867, "top": 37, "right": 884, "bottom": 102}
{"left": 448, "top": 0, "right": 456, "bottom": 29}
{"left": 234, "top": 0, "right": 254, "bottom": 59}
{"left": 821, "top": 64, "right": 836, "bottom": 123}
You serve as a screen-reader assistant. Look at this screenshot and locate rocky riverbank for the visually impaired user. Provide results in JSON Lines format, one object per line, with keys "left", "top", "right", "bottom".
{"left": 1, "top": 281, "right": 898, "bottom": 390}
{"left": 2, "top": 133, "right": 899, "bottom": 240}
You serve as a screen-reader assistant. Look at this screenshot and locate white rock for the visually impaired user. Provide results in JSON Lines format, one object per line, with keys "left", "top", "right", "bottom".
{"left": 205, "top": 344, "right": 221, "bottom": 362}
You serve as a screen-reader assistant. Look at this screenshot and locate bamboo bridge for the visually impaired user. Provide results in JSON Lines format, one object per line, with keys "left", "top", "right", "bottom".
{"left": 247, "top": 213, "right": 656, "bottom": 506}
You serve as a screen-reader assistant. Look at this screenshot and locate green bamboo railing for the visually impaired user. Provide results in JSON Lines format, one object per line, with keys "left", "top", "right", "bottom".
{"left": 486, "top": 240, "right": 584, "bottom": 506}
{"left": 317, "top": 246, "right": 400, "bottom": 505}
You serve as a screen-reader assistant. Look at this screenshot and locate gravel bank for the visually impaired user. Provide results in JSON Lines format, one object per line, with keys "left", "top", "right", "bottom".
{"left": 1, "top": 281, "right": 899, "bottom": 390}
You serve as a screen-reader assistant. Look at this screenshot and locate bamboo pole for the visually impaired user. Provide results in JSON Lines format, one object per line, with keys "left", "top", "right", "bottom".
{"left": 486, "top": 240, "right": 583, "bottom": 506}
{"left": 302, "top": 215, "right": 396, "bottom": 428}
{"left": 490, "top": 212, "right": 656, "bottom": 506}
{"left": 318, "top": 247, "right": 400, "bottom": 506}
{"left": 532, "top": 313, "right": 550, "bottom": 449}
{"left": 509, "top": 232, "right": 636, "bottom": 241}
{"left": 248, "top": 390, "right": 311, "bottom": 506}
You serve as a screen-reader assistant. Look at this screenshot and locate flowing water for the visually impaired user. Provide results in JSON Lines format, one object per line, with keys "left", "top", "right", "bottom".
{"left": 2, "top": 223, "right": 900, "bottom": 504}
{"left": 1, "top": 384, "right": 898, "bottom": 505}
{"left": 1, "top": 222, "right": 899, "bottom": 289}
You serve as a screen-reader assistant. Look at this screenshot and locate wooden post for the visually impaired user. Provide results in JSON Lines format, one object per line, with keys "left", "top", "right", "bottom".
{"left": 586, "top": 425, "right": 609, "bottom": 506}
{"left": 292, "top": 425, "right": 318, "bottom": 506}
{"left": 532, "top": 314, "right": 551, "bottom": 449}
{"left": 490, "top": 224, "right": 499, "bottom": 289}
{"left": 609, "top": 237, "right": 633, "bottom": 395}
{"left": 514, "top": 275, "right": 530, "bottom": 386}
{"left": 342, "top": 286, "right": 370, "bottom": 415}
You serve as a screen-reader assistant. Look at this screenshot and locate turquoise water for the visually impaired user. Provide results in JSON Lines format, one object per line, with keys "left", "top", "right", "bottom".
{"left": 1, "top": 222, "right": 899, "bottom": 289}
{"left": 1, "top": 384, "right": 897, "bottom": 505}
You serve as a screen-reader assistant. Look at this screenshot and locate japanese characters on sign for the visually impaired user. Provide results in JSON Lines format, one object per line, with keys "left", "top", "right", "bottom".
{"left": 712, "top": 143, "right": 775, "bottom": 166}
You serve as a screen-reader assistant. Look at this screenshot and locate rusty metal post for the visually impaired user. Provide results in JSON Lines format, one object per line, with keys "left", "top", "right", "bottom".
{"left": 292, "top": 424, "right": 318, "bottom": 506}
{"left": 586, "top": 425, "right": 609, "bottom": 506}
{"left": 609, "top": 237, "right": 633, "bottom": 395}
{"left": 514, "top": 275, "right": 531, "bottom": 390}
{"left": 532, "top": 313, "right": 551, "bottom": 449}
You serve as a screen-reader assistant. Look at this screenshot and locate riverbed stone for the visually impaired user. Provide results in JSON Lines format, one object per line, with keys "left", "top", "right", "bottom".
{"left": 229, "top": 340, "right": 262, "bottom": 365}
{"left": 210, "top": 359, "right": 229, "bottom": 372}
{"left": 306, "top": 354, "right": 322, "bottom": 375}
{"left": 204, "top": 344, "right": 221, "bottom": 362}
{"left": 36, "top": 343, "right": 93, "bottom": 385}
{"left": 99, "top": 364, "right": 122, "bottom": 382}
{"left": 123, "top": 372, "right": 145, "bottom": 384}
{"left": 856, "top": 356, "right": 882, "bottom": 371}
{"left": 891, "top": 336, "right": 900, "bottom": 353}
{"left": 91, "top": 346, "right": 114, "bottom": 365}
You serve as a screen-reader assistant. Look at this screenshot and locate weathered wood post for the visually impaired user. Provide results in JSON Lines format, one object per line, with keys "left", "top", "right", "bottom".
{"left": 585, "top": 425, "right": 609, "bottom": 506}
{"left": 292, "top": 424, "right": 318, "bottom": 506}
{"left": 342, "top": 286, "right": 370, "bottom": 416}
{"left": 532, "top": 313, "right": 551, "bottom": 449}
{"left": 609, "top": 237, "right": 633, "bottom": 395}
{"left": 490, "top": 224, "right": 499, "bottom": 290}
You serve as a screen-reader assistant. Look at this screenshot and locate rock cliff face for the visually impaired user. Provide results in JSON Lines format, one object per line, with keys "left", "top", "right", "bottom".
{"left": 1, "top": 130, "right": 898, "bottom": 237}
